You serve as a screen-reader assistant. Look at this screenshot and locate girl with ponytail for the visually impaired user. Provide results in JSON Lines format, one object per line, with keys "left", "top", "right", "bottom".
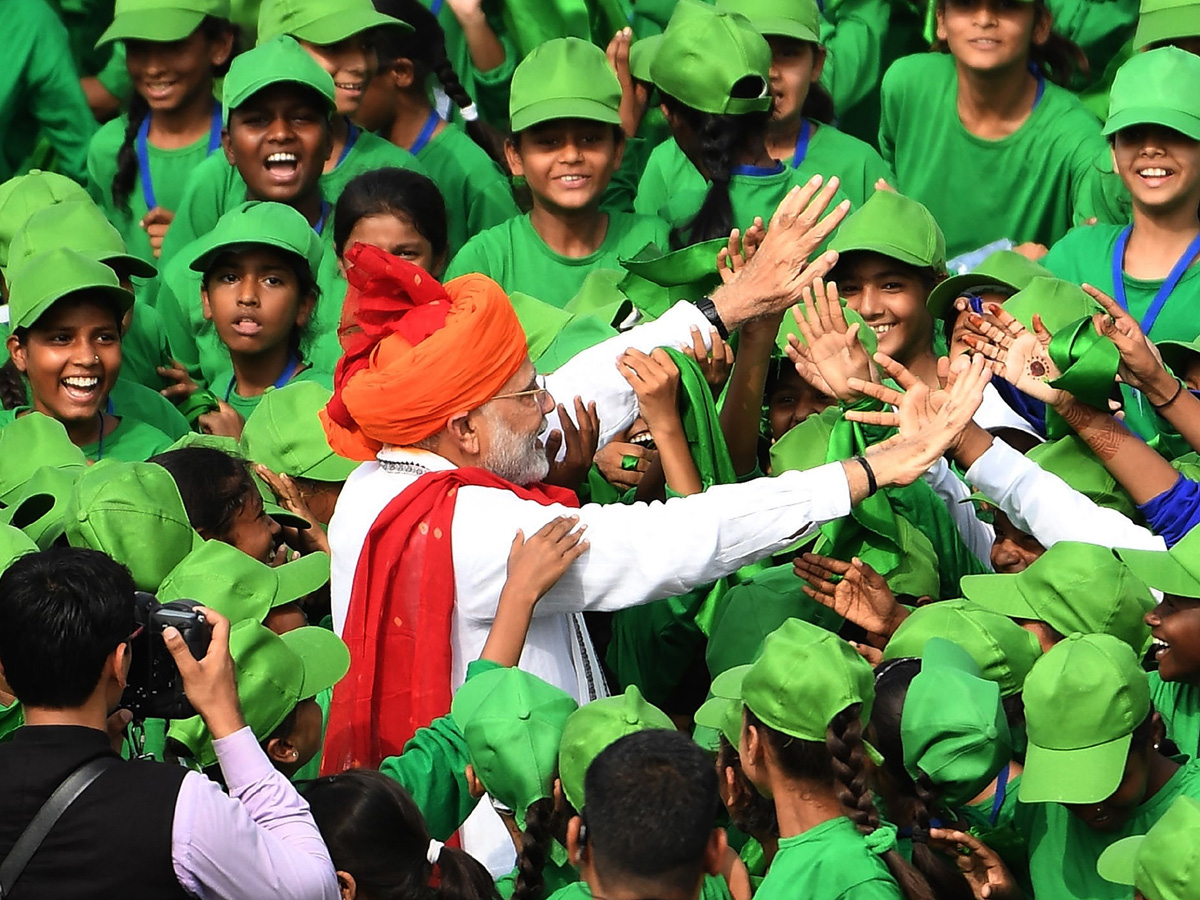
{"left": 735, "top": 619, "right": 936, "bottom": 900}
{"left": 86, "top": 1, "right": 237, "bottom": 267}
{"left": 356, "top": 0, "right": 519, "bottom": 257}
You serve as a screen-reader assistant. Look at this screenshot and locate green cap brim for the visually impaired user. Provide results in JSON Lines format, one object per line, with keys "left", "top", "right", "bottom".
{"left": 96, "top": 8, "right": 207, "bottom": 47}
{"left": 273, "top": 550, "right": 329, "bottom": 603}
{"left": 1103, "top": 107, "right": 1200, "bottom": 141}
{"left": 1095, "top": 835, "right": 1143, "bottom": 885}
{"left": 190, "top": 235, "right": 315, "bottom": 275}
{"left": 829, "top": 240, "right": 936, "bottom": 271}
{"left": 0, "top": 492, "right": 55, "bottom": 530}
{"left": 1133, "top": 6, "right": 1200, "bottom": 50}
{"left": 1115, "top": 545, "right": 1200, "bottom": 597}
{"left": 223, "top": 77, "right": 336, "bottom": 126}
{"left": 101, "top": 251, "right": 158, "bottom": 281}
{"left": 265, "top": 500, "right": 311, "bottom": 530}
{"left": 629, "top": 35, "right": 662, "bottom": 82}
{"left": 281, "top": 626, "right": 350, "bottom": 699}
{"left": 301, "top": 452, "right": 360, "bottom": 482}
{"left": 694, "top": 696, "right": 739, "bottom": 745}
{"left": 274, "top": 7, "right": 412, "bottom": 44}
{"left": 510, "top": 97, "right": 622, "bottom": 133}
{"left": 16, "top": 284, "right": 134, "bottom": 332}
{"left": 959, "top": 573, "right": 1041, "bottom": 621}
{"left": 926, "top": 273, "right": 1016, "bottom": 322}
{"left": 1019, "top": 731, "right": 1132, "bottom": 803}
{"left": 746, "top": 15, "right": 821, "bottom": 43}
{"left": 692, "top": 722, "right": 722, "bottom": 752}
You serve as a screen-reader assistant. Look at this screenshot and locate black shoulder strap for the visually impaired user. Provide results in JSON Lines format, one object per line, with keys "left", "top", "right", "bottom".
{"left": 0, "top": 756, "right": 120, "bottom": 899}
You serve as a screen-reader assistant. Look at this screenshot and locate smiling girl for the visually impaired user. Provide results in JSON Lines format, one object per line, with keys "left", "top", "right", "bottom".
{"left": 445, "top": 37, "right": 668, "bottom": 306}
{"left": 2, "top": 248, "right": 173, "bottom": 461}
{"left": 87, "top": 0, "right": 237, "bottom": 267}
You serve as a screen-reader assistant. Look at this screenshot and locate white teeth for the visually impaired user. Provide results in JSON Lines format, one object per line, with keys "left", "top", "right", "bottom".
{"left": 1153, "top": 638, "right": 1170, "bottom": 650}
{"left": 872, "top": 324, "right": 894, "bottom": 335}
{"left": 1140, "top": 168, "right": 1170, "bottom": 177}
{"left": 63, "top": 377, "right": 98, "bottom": 388}
{"left": 266, "top": 152, "right": 297, "bottom": 163}
{"left": 559, "top": 175, "right": 585, "bottom": 182}
{"left": 335, "top": 82, "right": 362, "bottom": 90}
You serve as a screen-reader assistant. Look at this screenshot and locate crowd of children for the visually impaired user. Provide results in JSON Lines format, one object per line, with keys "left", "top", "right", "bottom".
{"left": 2, "top": 0, "right": 1200, "bottom": 896}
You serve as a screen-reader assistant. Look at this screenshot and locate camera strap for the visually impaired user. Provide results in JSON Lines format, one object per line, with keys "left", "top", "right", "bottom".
{"left": 0, "top": 756, "right": 119, "bottom": 898}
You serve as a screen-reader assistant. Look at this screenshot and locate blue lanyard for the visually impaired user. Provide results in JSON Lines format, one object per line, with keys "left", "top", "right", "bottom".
{"left": 225, "top": 356, "right": 302, "bottom": 401}
{"left": 409, "top": 109, "right": 441, "bottom": 156}
{"left": 336, "top": 121, "right": 360, "bottom": 168}
{"left": 430, "top": 0, "right": 444, "bottom": 13}
{"left": 313, "top": 200, "right": 331, "bottom": 235}
{"left": 136, "top": 103, "right": 222, "bottom": 211}
{"left": 789, "top": 118, "right": 812, "bottom": 169}
{"left": 989, "top": 764, "right": 1010, "bottom": 825}
{"left": 1111, "top": 226, "right": 1200, "bottom": 336}
{"left": 1032, "top": 70, "right": 1045, "bottom": 110}
{"left": 730, "top": 161, "right": 785, "bottom": 177}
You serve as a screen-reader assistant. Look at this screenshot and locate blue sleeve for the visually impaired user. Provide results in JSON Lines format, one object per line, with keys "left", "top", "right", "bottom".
{"left": 1138, "top": 474, "right": 1200, "bottom": 548}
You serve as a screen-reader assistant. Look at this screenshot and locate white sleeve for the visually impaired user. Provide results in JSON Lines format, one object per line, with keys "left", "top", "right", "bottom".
{"left": 964, "top": 439, "right": 1166, "bottom": 552}
{"left": 451, "top": 462, "right": 852, "bottom": 620}
{"left": 922, "top": 457, "right": 996, "bottom": 571}
{"left": 542, "top": 300, "right": 712, "bottom": 450}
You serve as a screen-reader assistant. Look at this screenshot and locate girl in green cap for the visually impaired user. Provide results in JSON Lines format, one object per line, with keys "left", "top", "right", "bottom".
{"left": 87, "top": 0, "right": 238, "bottom": 268}
{"left": 445, "top": 37, "right": 670, "bottom": 307}
{"left": 355, "top": 0, "right": 518, "bottom": 258}
{"left": 879, "top": 0, "right": 1124, "bottom": 262}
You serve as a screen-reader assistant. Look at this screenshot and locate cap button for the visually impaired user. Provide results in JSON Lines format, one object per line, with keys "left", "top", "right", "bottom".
{"left": 518, "top": 709, "right": 531, "bottom": 721}
{"left": 985, "top": 725, "right": 998, "bottom": 740}
{"left": 623, "top": 711, "right": 639, "bottom": 725}
{"left": 1067, "top": 632, "right": 1084, "bottom": 641}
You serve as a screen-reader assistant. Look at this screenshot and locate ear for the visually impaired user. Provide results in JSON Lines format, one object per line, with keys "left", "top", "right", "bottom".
{"left": 7, "top": 333, "right": 26, "bottom": 374}
{"left": 336, "top": 870, "right": 358, "bottom": 900}
{"left": 211, "top": 30, "right": 235, "bottom": 68}
{"left": 703, "top": 828, "right": 728, "bottom": 877}
{"left": 266, "top": 735, "right": 300, "bottom": 766}
{"left": 296, "top": 290, "right": 317, "bottom": 328}
{"left": 934, "top": 6, "right": 948, "bottom": 42}
{"left": 504, "top": 139, "right": 525, "bottom": 178}
{"left": 811, "top": 46, "right": 828, "bottom": 82}
{"left": 200, "top": 287, "right": 214, "bottom": 322}
{"left": 112, "top": 641, "right": 132, "bottom": 690}
{"left": 221, "top": 129, "right": 235, "bottom": 165}
{"left": 465, "top": 763, "right": 488, "bottom": 799}
{"left": 1032, "top": 5, "right": 1053, "bottom": 45}
{"left": 611, "top": 131, "right": 627, "bottom": 170}
{"left": 1151, "top": 712, "right": 1167, "bottom": 753}
{"left": 391, "top": 58, "right": 417, "bottom": 90}
{"left": 566, "top": 815, "right": 587, "bottom": 867}
{"left": 444, "top": 409, "right": 482, "bottom": 456}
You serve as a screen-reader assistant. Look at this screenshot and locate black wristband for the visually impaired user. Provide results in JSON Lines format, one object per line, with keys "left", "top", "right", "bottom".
{"left": 1150, "top": 379, "right": 1184, "bottom": 411}
{"left": 853, "top": 455, "right": 878, "bottom": 497}
{"left": 695, "top": 296, "right": 729, "bottom": 339}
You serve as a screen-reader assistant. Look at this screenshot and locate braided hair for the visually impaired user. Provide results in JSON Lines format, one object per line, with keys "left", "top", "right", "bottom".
{"left": 512, "top": 797, "right": 557, "bottom": 900}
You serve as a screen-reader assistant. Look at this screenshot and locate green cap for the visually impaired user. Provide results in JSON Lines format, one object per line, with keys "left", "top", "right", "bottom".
{"left": 694, "top": 665, "right": 751, "bottom": 748}
{"left": 64, "top": 462, "right": 200, "bottom": 592}
{"left": 451, "top": 667, "right": 578, "bottom": 827}
{"left": 97, "top": 0, "right": 231, "bottom": 46}
{"left": 1003, "top": 277, "right": 1102, "bottom": 335}
{"left": 1117, "top": 524, "right": 1200, "bottom": 598}
{"left": 558, "top": 685, "right": 674, "bottom": 810}
{"left": 509, "top": 38, "right": 622, "bottom": 132}
{"left": 828, "top": 190, "right": 947, "bottom": 275}
{"left": 7, "top": 248, "right": 133, "bottom": 332}
{"left": 222, "top": 35, "right": 336, "bottom": 125}
{"left": 0, "top": 171, "right": 90, "bottom": 269}
{"left": 1097, "top": 796, "right": 1200, "bottom": 899}
{"left": 1133, "top": 0, "right": 1200, "bottom": 50}
{"left": 902, "top": 638, "right": 1012, "bottom": 807}
{"left": 883, "top": 599, "right": 1043, "bottom": 698}
{"left": 189, "top": 200, "right": 323, "bottom": 279}
{"left": 240, "top": 383, "right": 359, "bottom": 481}
{"left": 1020, "top": 632, "right": 1150, "bottom": 804}
{"left": 961, "top": 541, "right": 1153, "bottom": 654}
{"left": 0, "top": 523, "right": 37, "bottom": 575}
{"left": 1105, "top": 47, "right": 1200, "bottom": 141}
{"left": 257, "top": 0, "right": 410, "bottom": 44}
{"left": 742, "top": 618, "right": 873, "bottom": 741}
{"left": 9, "top": 200, "right": 157, "bottom": 280}
{"left": 716, "top": 0, "right": 822, "bottom": 43}
{"left": 1026, "top": 434, "right": 1138, "bottom": 521}
{"left": 157, "top": 539, "right": 329, "bottom": 623}
{"left": 650, "top": 0, "right": 772, "bottom": 116}
{"left": 926, "top": 250, "right": 1053, "bottom": 323}
{"left": 628, "top": 35, "right": 661, "bottom": 83}
{"left": 1157, "top": 337, "right": 1200, "bottom": 380}
{"left": 169, "top": 620, "right": 349, "bottom": 766}
{"left": 0, "top": 413, "right": 86, "bottom": 504}
{"left": 3, "top": 465, "right": 84, "bottom": 550}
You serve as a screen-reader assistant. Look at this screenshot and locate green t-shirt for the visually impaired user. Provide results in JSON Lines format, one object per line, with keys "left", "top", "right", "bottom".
{"left": 211, "top": 365, "right": 333, "bottom": 421}
{"left": 1046, "top": 0, "right": 1139, "bottom": 91}
{"left": 86, "top": 108, "right": 220, "bottom": 269}
{"left": 415, "top": 122, "right": 519, "bottom": 258}
{"left": 82, "top": 416, "right": 173, "bottom": 462}
{"left": 879, "top": 53, "right": 1128, "bottom": 259}
{"left": 634, "top": 125, "right": 880, "bottom": 228}
{"left": 545, "top": 874, "right": 733, "bottom": 900}
{"left": 158, "top": 125, "right": 426, "bottom": 268}
{"left": 109, "top": 378, "right": 190, "bottom": 441}
{"left": 1042, "top": 223, "right": 1200, "bottom": 447}
{"left": 755, "top": 817, "right": 903, "bottom": 900}
{"left": 445, "top": 212, "right": 670, "bottom": 308}
{"left": 0, "top": 0, "right": 96, "bottom": 183}
{"left": 496, "top": 851, "right": 577, "bottom": 900}
{"left": 120, "top": 303, "right": 175, "bottom": 392}
{"left": 1015, "top": 756, "right": 1200, "bottom": 900}
{"left": 1151, "top": 672, "right": 1200, "bottom": 759}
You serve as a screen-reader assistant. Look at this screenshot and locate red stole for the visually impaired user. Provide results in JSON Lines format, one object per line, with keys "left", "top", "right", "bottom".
{"left": 321, "top": 466, "right": 579, "bottom": 774}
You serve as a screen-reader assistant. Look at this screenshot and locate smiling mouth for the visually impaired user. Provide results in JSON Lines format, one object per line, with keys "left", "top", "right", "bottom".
{"left": 1137, "top": 166, "right": 1174, "bottom": 183}
{"left": 263, "top": 151, "right": 300, "bottom": 180}
{"left": 555, "top": 174, "right": 590, "bottom": 185}
{"left": 61, "top": 375, "right": 101, "bottom": 402}
{"left": 871, "top": 323, "right": 896, "bottom": 337}
{"left": 1152, "top": 637, "right": 1170, "bottom": 661}
{"left": 334, "top": 81, "right": 364, "bottom": 93}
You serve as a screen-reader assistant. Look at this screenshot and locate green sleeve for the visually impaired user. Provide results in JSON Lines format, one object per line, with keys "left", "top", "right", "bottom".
{"left": 445, "top": 232, "right": 497, "bottom": 281}
{"left": 877, "top": 62, "right": 899, "bottom": 170}
{"left": 1068, "top": 141, "right": 1131, "bottom": 228}
{"left": 820, "top": 0, "right": 890, "bottom": 116}
{"left": 120, "top": 304, "right": 174, "bottom": 391}
{"left": 155, "top": 258, "right": 205, "bottom": 385}
{"left": 465, "top": 174, "right": 520, "bottom": 238}
{"left": 602, "top": 136, "right": 650, "bottom": 215}
{"left": 95, "top": 42, "right": 132, "bottom": 102}
{"left": 159, "top": 153, "right": 237, "bottom": 268}
{"left": 468, "top": 33, "right": 518, "bottom": 129}
{"left": 633, "top": 144, "right": 675, "bottom": 219}
{"left": 378, "top": 714, "right": 477, "bottom": 841}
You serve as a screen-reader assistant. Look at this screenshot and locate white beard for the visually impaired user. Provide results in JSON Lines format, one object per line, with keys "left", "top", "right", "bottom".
{"left": 480, "top": 405, "right": 550, "bottom": 486}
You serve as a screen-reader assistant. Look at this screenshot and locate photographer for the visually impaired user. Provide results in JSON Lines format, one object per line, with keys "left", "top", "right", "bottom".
{"left": 0, "top": 547, "right": 338, "bottom": 900}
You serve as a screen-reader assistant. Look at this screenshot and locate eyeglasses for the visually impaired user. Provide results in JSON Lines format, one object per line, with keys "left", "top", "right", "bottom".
{"left": 492, "top": 374, "right": 551, "bottom": 406}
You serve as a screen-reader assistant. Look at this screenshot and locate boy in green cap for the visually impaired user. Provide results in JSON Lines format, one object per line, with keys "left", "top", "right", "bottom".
{"left": 87, "top": 0, "right": 237, "bottom": 268}
{"left": 1042, "top": 48, "right": 1200, "bottom": 448}
{"left": 1097, "top": 795, "right": 1200, "bottom": 900}
{"left": 2, "top": 248, "right": 175, "bottom": 461}
{"left": 446, "top": 37, "right": 668, "bottom": 308}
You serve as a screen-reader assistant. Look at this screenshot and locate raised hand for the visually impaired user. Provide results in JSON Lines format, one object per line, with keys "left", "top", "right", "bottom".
{"left": 544, "top": 397, "right": 600, "bottom": 490}
{"left": 605, "top": 27, "right": 647, "bottom": 138}
{"left": 928, "top": 829, "right": 1021, "bottom": 900}
{"left": 254, "top": 464, "right": 331, "bottom": 555}
{"left": 717, "top": 219, "right": 765, "bottom": 284}
{"left": 505, "top": 516, "right": 590, "bottom": 602}
{"left": 793, "top": 553, "right": 908, "bottom": 640}
{"left": 961, "top": 304, "right": 1067, "bottom": 406}
{"left": 786, "top": 277, "right": 877, "bottom": 403}
{"left": 1084, "top": 283, "right": 1176, "bottom": 404}
{"left": 619, "top": 348, "right": 682, "bottom": 432}
{"left": 682, "top": 326, "right": 734, "bottom": 392}
{"left": 594, "top": 440, "right": 655, "bottom": 489}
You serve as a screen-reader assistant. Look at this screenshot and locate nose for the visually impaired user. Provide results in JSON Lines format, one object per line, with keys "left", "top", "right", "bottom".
{"left": 72, "top": 339, "right": 102, "bottom": 365}
{"left": 266, "top": 113, "right": 295, "bottom": 143}
{"left": 991, "top": 538, "right": 1022, "bottom": 573}
{"left": 540, "top": 388, "right": 557, "bottom": 416}
{"left": 236, "top": 276, "right": 260, "bottom": 306}
{"left": 1145, "top": 605, "right": 1163, "bottom": 627}
{"left": 559, "top": 138, "right": 583, "bottom": 163}
{"left": 855, "top": 285, "right": 884, "bottom": 321}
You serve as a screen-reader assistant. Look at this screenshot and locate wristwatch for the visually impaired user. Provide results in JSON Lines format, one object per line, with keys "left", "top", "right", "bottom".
{"left": 695, "top": 296, "right": 729, "bottom": 339}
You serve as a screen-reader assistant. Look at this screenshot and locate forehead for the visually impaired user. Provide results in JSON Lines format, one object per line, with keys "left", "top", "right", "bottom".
{"left": 232, "top": 83, "right": 330, "bottom": 118}
{"left": 834, "top": 251, "right": 924, "bottom": 283}
{"left": 497, "top": 358, "right": 537, "bottom": 393}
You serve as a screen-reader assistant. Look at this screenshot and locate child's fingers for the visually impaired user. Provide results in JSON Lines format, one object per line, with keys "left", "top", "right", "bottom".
{"left": 845, "top": 409, "right": 898, "bottom": 427}
{"left": 871, "top": 352, "right": 920, "bottom": 391}
{"left": 800, "top": 551, "right": 852, "bottom": 575}
{"left": 1082, "top": 282, "right": 1124, "bottom": 319}
{"left": 690, "top": 325, "right": 707, "bottom": 360}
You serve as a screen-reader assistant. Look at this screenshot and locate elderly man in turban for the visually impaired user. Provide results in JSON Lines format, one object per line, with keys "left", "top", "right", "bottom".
{"left": 321, "top": 178, "right": 990, "bottom": 865}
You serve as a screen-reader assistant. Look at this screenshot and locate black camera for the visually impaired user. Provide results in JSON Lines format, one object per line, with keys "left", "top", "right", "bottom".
{"left": 121, "top": 592, "right": 212, "bottom": 720}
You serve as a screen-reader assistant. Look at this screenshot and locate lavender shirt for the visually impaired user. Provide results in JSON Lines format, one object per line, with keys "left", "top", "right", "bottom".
{"left": 170, "top": 727, "right": 338, "bottom": 900}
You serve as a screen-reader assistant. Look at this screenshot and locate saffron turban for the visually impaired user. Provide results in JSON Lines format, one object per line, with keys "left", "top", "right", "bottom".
{"left": 322, "top": 244, "right": 529, "bottom": 461}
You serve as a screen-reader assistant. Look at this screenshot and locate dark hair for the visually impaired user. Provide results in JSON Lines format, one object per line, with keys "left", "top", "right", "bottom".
{"left": 113, "top": 17, "right": 240, "bottom": 212}
{"left": 512, "top": 796, "right": 560, "bottom": 900}
{"left": 150, "top": 446, "right": 256, "bottom": 540}
{"left": 871, "top": 659, "right": 975, "bottom": 900}
{"left": 746, "top": 706, "right": 936, "bottom": 900}
{"left": 933, "top": 0, "right": 1088, "bottom": 86}
{"left": 333, "top": 167, "right": 449, "bottom": 260}
{"left": 582, "top": 730, "right": 720, "bottom": 895}
{"left": 716, "top": 736, "right": 779, "bottom": 840}
{"left": 0, "top": 547, "right": 135, "bottom": 708}
{"left": 370, "top": 0, "right": 509, "bottom": 167}
{"left": 305, "top": 769, "right": 500, "bottom": 900}
{"left": 660, "top": 92, "right": 771, "bottom": 248}
{"left": 0, "top": 358, "right": 27, "bottom": 410}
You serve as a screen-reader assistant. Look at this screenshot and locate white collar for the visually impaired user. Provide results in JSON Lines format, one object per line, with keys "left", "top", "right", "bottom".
{"left": 377, "top": 446, "right": 458, "bottom": 473}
